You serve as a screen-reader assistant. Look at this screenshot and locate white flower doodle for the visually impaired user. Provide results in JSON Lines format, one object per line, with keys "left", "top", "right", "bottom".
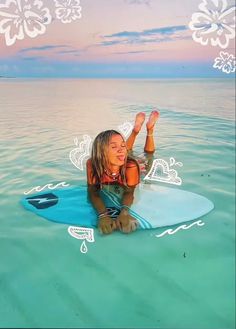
{"left": 0, "top": 0, "right": 52, "bottom": 46}
{"left": 189, "top": 0, "right": 236, "bottom": 49}
{"left": 54, "top": 0, "right": 82, "bottom": 24}
{"left": 213, "top": 51, "right": 236, "bottom": 73}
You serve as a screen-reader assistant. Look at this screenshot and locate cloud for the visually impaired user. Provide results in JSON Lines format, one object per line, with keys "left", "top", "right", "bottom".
{"left": 22, "top": 56, "right": 43, "bottom": 61}
{"left": 18, "top": 45, "right": 84, "bottom": 58}
{"left": 19, "top": 45, "right": 70, "bottom": 53}
{"left": 125, "top": 0, "right": 151, "bottom": 5}
{"left": 101, "top": 25, "right": 189, "bottom": 46}
{"left": 56, "top": 50, "right": 81, "bottom": 56}
{"left": 113, "top": 50, "right": 155, "bottom": 55}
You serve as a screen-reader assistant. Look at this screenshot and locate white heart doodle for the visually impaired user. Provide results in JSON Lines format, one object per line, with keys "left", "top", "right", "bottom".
{"left": 69, "top": 134, "right": 92, "bottom": 171}
{"left": 144, "top": 158, "right": 182, "bottom": 185}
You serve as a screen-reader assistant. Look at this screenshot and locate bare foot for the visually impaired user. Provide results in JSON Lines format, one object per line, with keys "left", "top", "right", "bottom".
{"left": 146, "top": 110, "right": 159, "bottom": 130}
{"left": 133, "top": 112, "right": 145, "bottom": 133}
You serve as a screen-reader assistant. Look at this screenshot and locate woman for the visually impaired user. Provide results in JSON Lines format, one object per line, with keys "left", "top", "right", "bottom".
{"left": 86, "top": 110, "right": 159, "bottom": 234}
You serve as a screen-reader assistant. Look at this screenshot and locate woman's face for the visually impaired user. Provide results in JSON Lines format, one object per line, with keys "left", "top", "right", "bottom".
{"left": 107, "top": 134, "right": 127, "bottom": 168}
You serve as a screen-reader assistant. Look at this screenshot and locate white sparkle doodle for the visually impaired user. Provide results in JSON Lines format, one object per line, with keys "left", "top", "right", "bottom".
{"left": 69, "top": 134, "right": 92, "bottom": 171}
{"left": 155, "top": 220, "right": 205, "bottom": 238}
{"left": 68, "top": 226, "right": 95, "bottom": 254}
{"left": 54, "top": 0, "right": 82, "bottom": 24}
{"left": 213, "top": 51, "right": 236, "bottom": 73}
{"left": 189, "top": 0, "right": 236, "bottom": 49}
{"left": 0, "top": 0, "right": 52, "bottom": 46}
{"left": 118, "top": 121, "right": 133, "bottom": 138}
{"left": 24, "top": 181, "right": 70, "bottom": 195}
{"left": 144, "top": 158, "right": 182, "bottom": 185}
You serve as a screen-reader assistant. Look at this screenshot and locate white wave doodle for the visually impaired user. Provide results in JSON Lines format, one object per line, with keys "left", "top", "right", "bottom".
{"left": 118, "top": 121, "right": 133, "bottom": 138}
{"left": 155, "top": 220, "right": 205, "bottom": 238}
{"left": 0, "top": 0, "right": 52, "bottom": 46}
{"left": 24, "top": 181, "right": 69, "bottom": 195}
{"left": 68, "top": 226, "right": 95, "bottom": 254}
{"left": 54, "top": 0, "right": 82, "bottom": 24}
{"left": 69, "top": 134, "right": 92, "bottom": 171}
{"left": 213, "top": 51, "right": 236, "bottom": 74}
{"left": 144, "top": 158, "right": 182, "bottom": 185}
{"left": 189, "top": 0, "right": 236, "bottom": 49}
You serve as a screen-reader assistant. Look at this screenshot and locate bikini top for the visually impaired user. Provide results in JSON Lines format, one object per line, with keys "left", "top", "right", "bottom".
{"left": 87, "top": 159, "right": 139, "bottom": 187}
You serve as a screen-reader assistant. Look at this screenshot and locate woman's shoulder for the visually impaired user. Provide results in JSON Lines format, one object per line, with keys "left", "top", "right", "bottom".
{"left": 126, "top": 158, "right": 139, "bottom": 169}
{"left": 86, "top": 158, "right": 92, "bottom": 168}
{"left": 125, "top": 158, "right": 140, "bottom": 186}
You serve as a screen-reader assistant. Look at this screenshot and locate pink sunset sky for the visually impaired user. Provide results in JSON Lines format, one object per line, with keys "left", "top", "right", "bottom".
{"left": 0, "top": 0, "right": 235, "bottom": 77}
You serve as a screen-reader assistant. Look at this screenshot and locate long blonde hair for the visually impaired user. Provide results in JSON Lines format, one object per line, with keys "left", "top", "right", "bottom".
{"left": 90, "top": 130, "right": 139, "bottom": 187}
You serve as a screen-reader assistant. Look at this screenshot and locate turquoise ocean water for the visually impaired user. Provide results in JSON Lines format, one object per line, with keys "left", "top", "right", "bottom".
{"left": 0, "top": 79, "right": 235, "bottom": 328}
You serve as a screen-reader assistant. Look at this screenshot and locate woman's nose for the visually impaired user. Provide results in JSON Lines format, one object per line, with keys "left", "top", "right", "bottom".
{"left": 117, "top": 147, "right": 124, "bottom": 153}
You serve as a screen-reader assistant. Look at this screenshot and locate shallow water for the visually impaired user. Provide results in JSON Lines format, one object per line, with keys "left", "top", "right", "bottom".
{"left": 0, "top": 78, "right": 235, "bottom": 328}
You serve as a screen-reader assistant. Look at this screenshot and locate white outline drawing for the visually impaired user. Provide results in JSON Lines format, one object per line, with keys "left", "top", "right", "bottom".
{"left": 118, "top": 121, "right": 133, "bottom": 138}
{"left": 189, "top": 0, "right": 236, "bottom": 49}
{"left": 0, "top": 0, "right": 52, "bottom": 46}
{"left": 144, "top": 158, "right": 183, "bottom": 185}
{"left": 69, "top": 134, "right": 92, "bottom": 171}
{"left": 80, "top": 240, "right": 88, "bottom": 253}
{"left": 68, "top": 226, "right": 95, "bottom": 254}
{"left": 213, "top": 51, "right": 236, "bottom": 73}
{"left": 169, "top": 157, "right": 183, "bottom": 167}
{"left": 24, "top": 181, "right": 69, "bottom": 195}
{"left": 54, "top": 0, "right": 82, "bottom": 24}
{"left": 155, "top": 220, "right": 205, "bottom": 238}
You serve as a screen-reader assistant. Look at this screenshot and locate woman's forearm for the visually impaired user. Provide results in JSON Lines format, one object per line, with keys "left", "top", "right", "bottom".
{"left": 120, "top": 187, "right": 135, "bottom": 214}
{"left": 87, "top": 186, "right": 107, "bottom": 214}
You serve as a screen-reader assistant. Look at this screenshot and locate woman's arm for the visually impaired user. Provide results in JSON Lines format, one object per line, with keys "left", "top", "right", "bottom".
{"left": 86, "top": 160, "right": 115, "bottom": 234}
{"left": 116, "top": 162, "right": 140, "bottom": 233}
{"left": 87, "top": 184, "right": 107, "bottom": 214}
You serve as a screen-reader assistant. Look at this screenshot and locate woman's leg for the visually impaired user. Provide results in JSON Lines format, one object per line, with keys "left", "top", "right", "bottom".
{"left": 144, "top": 110, "right": 159, "bottom": 153}
{"left": 126, "top": 112, "right": 145, "bottom": 151}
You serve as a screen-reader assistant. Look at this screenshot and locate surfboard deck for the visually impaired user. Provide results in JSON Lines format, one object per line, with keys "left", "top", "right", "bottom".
{"left": 21, "top": 183, "right": 214, "bottom": 229}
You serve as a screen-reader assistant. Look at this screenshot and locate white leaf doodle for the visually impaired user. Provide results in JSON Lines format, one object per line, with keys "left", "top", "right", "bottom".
{"left": 155, "top": 220, "right": 205, "bottom": 238}
{"left": 69, "top": 134, "right": 92, "bottom": 171}
{"left": 213, "top": 51, "right": 236, "bottom": 73}
{"left": 189, "top": 0, "right": 236, "bottom": 49}
{"left": 144, "top": 158, "right": 182, "bottom": 185}
{"left": 68, "top": 226, "right": 95, "bottom": 254}
{"left": 0, "top": 0, "right": 52, "bottom": 46}
{"left": 54, "top": 0, "right": 82, "bottom": 24}
{"left": 169, "top": 157, "right": 183, "bottom": 167}
{"left": 118, "top": 121, "right": 133, "bottom": 138}
{"left": 170, "top": 157, "right": 175, "bottom": 166}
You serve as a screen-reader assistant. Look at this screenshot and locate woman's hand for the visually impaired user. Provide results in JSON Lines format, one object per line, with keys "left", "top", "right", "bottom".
{"left": 116, "top": 210, "right": 139, "bottom": 234}
{"left": 98, "top": 215, "right": 116, "bottom": 234}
